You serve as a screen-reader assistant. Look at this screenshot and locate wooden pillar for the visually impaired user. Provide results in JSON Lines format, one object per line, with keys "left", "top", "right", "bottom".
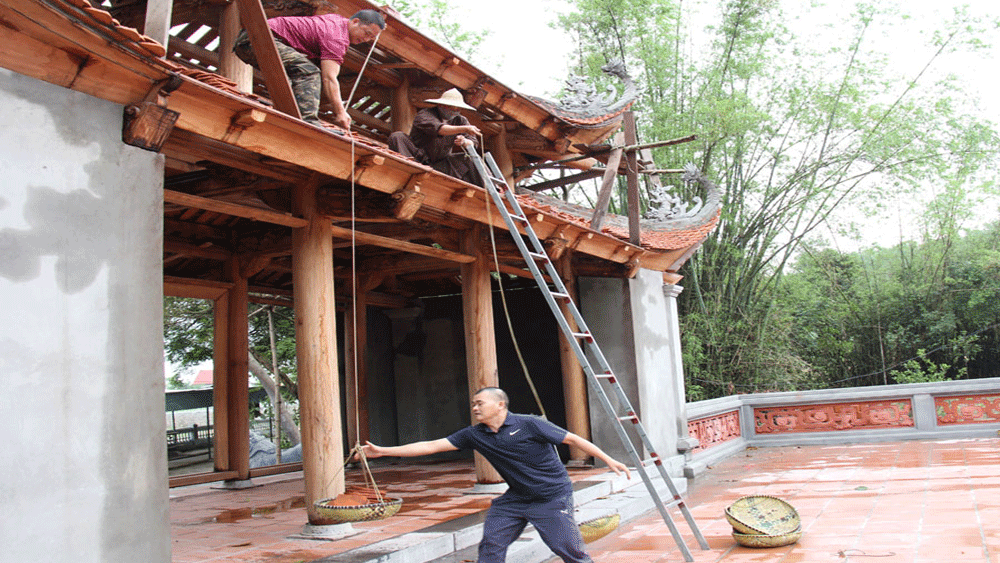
{"left": 218, "top": 2, "right": 253, "bottom": 92}
{"left": 292, "top": 175, "right": 344, "bottom": 523}
{"left": 461, "top": 225, "right": 503, "bottom": 485}
{"left": 142, "top": 0, "right": 173, "bottom": 53}
{"left": 224, "top": 258, "right": 251, "bottom": 480}
{"left": 344, "top": 290, "right": 370, "bottom": 449}
{"left": 488, "top": 127, "right": 515, "bottom": 187}
{"left": 556, "top": 250, "right": 590, "bottom": 463}
{"left": 212, "top": 291, "right": 231, "bottom": 471}
{"left": 391, "top": 75, "right": 415, "bottom": 134}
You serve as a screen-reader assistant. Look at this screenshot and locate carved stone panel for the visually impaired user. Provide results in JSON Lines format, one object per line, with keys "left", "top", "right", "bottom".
{"left": 688, "top": 410, "right": 741, "bottom": 452}
{"left": 754, "top": 400, "right": 914, "bottom": 434}
{"left": 936, "top": 394, "right": 1000, "bottom": 425}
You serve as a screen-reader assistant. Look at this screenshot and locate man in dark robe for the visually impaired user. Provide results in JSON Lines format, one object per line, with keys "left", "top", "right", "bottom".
{"left": 388, "top": 88, "right": 483, "bottom": 184}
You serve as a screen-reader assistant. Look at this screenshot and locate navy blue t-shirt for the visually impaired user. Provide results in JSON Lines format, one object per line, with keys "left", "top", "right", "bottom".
{"left": 447, "top": 413, "right": 572, "bottom": 501}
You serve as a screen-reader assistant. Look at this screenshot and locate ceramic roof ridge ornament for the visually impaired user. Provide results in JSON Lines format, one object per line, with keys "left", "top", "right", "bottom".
{"left": 528, "top": 60, "right": 638, "bottom": 124}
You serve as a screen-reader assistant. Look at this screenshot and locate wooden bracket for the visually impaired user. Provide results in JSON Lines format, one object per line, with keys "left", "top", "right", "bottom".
{"left": 122, "top": 74, "right": 183, "bottom": 152}
{"left": 433, "top": 56, "right": 460, "bottom": 77}
{"left": 222, "top": 108, "right": 267, "bottom": 143}
{"left": 467, "top": 76, "right": 490, "bottom": 107}
{"left": 544, "top": 237, "right": 569, "bottom": 261}
{"left": 498, "top": 92, "right": 517, "bottom": 111}
{"left": 352, "top": 154, "right": 385, "bottom": 183}
{"left": 391, "top": 188, "right": 425, "bottom": 221}
{"left": 404, "top": 172, "right": 429, "bottom": 192}
{"left": 570, "top": 231, "right": 594, "bottom": 249}
{"left": 239, "top": 254, "right": 272, "bottom": 279}
{"left": 626, "top": 251, "right": 644, "bottom": 278}
{"left": 450, "top": 187, "right": 476, "bottom": 201}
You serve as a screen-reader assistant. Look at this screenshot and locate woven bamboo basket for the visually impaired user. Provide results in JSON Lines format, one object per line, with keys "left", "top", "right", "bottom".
{"left": 724, "top": 496, "right": 800, "bottom": 535}
{"left": 578, "top": 514, "right": 620, "bottom": 543}
{"left": 314, "top": 491, "right": 403, "bottom": 524}
{"left": 732, "top": 527, "right": 802, "bottom": 548}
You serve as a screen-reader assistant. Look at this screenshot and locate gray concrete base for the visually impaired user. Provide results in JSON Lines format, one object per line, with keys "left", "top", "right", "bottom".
{"left": 463, "top": 483, "right": 507, "bottom": 495}
{"left": 291, "top": 523, "right": 358, "bottom": 541}
{"left": 213, "top": 479, "right": 257, "bottom": 490}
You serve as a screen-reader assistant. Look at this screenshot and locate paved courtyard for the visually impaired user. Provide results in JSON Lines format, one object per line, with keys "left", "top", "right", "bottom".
{"left": 170, "top": 438, "right": 1000, "bottom": 563}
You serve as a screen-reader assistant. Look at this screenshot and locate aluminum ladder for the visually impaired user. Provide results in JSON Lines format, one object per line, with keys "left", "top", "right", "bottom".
{"left": 465, "top": 146, "right": 709, "bottom": 561}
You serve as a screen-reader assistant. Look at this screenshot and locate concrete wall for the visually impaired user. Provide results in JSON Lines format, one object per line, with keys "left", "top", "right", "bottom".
{"left": 628, "top": 270, "right": 682, "bottom": 463}
{"left": 0, "top": 70, "right": 169, "bottom": 562}
{"left": 578, "top": 276, "right": 642, "bottom": 464}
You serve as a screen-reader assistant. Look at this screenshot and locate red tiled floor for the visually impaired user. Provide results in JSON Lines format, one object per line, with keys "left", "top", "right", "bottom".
{"left": 170, "top": 438, "right": 1000, "bottom": 563}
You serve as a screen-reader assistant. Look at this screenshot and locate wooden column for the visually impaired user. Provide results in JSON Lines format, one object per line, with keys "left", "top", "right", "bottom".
{"left": 344, "top": 290, "right": 370, "bottom": 449}
{"left": 391, "top": 75, "right": 415, "bottom": 134}
{"left": 292, "top": 174, "right": 344, "bottom": 523}
{"left": 218, "top": 2, "right": 253, "bottom": 92}
{"left": 212, "top": 291, "right": 231, "bottom": 471}
{"left": 461, "top": 225, "right": 503, "bottom": 485}
{"left": 489, "top": 127, "right": 515, "bottom": 187}
{"left": 556, "top": 250, "right": 590, "bottom": 463}
{"left": 590, "top": 131, "right": 625, "bottom": 230}
{"left": 142, "top": 0, "right": 172, "bottom": 53}
{"left": 224, "top": 258, "right": 251, "bottom": 480}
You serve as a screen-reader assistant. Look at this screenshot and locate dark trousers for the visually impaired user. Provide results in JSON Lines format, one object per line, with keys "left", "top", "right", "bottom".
{"left": 478, "top": 493, "right": 591, "bottom": 563}
{"left": 387, "top": 131, "right": 482, "bottom": 186}
{"left": 233, "top": 31, "right": 322, "bottom": 124}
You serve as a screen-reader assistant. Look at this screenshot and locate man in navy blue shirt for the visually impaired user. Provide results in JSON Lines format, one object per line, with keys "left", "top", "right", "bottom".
{"left": 361, "top": 387, "right": 630, "bottom": 563}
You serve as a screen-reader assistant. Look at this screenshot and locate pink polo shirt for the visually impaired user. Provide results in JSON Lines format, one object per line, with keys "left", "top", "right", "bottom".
{"left": 267, "top": 13, "right": 350, "bottom": 64}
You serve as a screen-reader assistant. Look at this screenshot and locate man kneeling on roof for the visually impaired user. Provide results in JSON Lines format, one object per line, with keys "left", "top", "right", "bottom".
{"left": 234, "top": 10, "right": 386, "bottom": 128}
{"left": 388, "top": 88, "right": 484, "bottom": 185}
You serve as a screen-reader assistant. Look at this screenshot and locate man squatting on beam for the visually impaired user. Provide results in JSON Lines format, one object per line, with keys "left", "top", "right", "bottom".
{"left": 387, "top": 88, "right": 483, "bottom": 185}
{"left": 361, "top": 387, "right": 631, "bottom": 563}
{"left": 234, "top": 10, "right": 386, "bottom": 127}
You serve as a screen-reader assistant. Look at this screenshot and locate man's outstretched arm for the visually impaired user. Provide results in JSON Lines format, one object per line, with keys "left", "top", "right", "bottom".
{"left": 562, "top": 432, "right": 632, "bottom": 479}
{"left": 361, "top": 438, "right": 458, "bottom": 459}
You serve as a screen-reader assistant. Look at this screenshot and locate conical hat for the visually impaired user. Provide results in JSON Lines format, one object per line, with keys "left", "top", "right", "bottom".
{"left": 424, "top": 88, "right": 475, "bottom": 110}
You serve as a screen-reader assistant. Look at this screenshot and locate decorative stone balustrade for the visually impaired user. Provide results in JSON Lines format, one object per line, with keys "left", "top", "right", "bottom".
{"left": 682, "top": 378, "right": 1000, "bottom": 477}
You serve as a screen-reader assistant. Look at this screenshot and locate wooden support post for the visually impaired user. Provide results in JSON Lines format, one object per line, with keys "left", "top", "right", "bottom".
{"left": 219, "top": 2, "right": 253, "bottom": 92}
{"left": 461, "top": 225, "right": 503, "bottom": 485}
{"left": 225, "top": 257, "right": 251, "bottom": 481}
{"left": 142, "top": 0, "right": 172, "bottom": 54}
{"left": 489, "top": 127, "right": 515, "bottom": 187}
{"left": 590, "top": 131, "right": 625, "bottom": 230}
{"left": 292, "top": 174, "right": 344, "bottom": 524}
{"left": 344, "top": 289, "right": 370, "bottom": 449}
{"left": 391, "top": 75, "right": 415, "bottom": 134}
{"left": 623, "top": 112, "right": 641, "bottom": 245}
{"left": 556, "top": 251, "right": 590, "bottom": 463}
{"left": 212, "top": 291, "right": 231, "bottom": 471}
{"left": 234, "top": 0, "right": 301, "bottom": 119}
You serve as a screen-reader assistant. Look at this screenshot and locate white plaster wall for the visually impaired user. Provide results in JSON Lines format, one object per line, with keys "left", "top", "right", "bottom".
{"left": 628, "top": 269, "right": 680, "bottom": 459}
{"left": 0, "top": 69, "right": 169, "bottom": 563}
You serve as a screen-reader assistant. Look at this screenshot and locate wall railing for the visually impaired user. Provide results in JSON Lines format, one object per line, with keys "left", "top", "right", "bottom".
{"left": 683, "top": 378, "right": 1000, "bottom": 477}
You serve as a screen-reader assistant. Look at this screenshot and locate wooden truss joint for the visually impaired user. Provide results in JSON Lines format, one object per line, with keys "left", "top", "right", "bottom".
{"left": 450, "top": 187, "right": 476, "bottom": 202}
{"left": 543, "top": 236, "right": 570, "bottom": 261}
{"left": 467, "top": 76, "right": 490, "bottom": 108}
{"left": 222, "top": 108, "right": 267, "bottom": 144}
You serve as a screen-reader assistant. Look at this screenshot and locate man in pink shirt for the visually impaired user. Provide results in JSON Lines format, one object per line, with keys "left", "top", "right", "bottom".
{"left": 235, "top": 10, "right": 385, "bottom": 128}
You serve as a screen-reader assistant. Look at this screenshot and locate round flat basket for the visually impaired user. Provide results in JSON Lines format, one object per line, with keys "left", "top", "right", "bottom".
{"left": 579, "top": 514, "right": 620, "bottom": 543}
{"left": 732, "top": 527, "right": 802, "bottom": 548}
{"left": 314, "top": 496, "right": 403, "bottom": 524}
{"left": 725, "top": 496, "right": 800, "bottom": 535}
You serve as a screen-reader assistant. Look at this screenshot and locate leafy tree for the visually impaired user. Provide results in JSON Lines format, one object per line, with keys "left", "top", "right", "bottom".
{"left": 556, "top": 0, "right": 1000, "bottom": 398}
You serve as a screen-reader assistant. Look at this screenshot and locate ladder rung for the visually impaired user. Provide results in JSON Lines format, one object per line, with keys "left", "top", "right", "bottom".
{"left": 550, "top": 292, "right": 570, "bottom": 301}
{"left": 594, "top": 372, "right": 616, "bottom": 383}
{"left": 618, "top": 412, "right": 639, "bottom": 424}
{"left": 527, "top": 251, "right": 549, "bottom": 262}
{"left": 572, "top": 332, "right": 594, "bottom": 342}
{"left": 510, "top": 214, "right": 529, "bottom": 224}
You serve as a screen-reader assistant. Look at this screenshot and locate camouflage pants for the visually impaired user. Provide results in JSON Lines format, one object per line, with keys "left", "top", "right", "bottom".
{"left": 234, "top": 31, "right": 321, "bottom": 123}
